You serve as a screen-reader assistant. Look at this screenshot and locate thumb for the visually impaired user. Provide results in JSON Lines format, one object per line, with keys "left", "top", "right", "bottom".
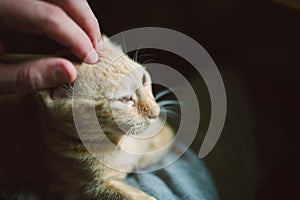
{"left": 0, "top": 57, "right": 77, "bottom": 95}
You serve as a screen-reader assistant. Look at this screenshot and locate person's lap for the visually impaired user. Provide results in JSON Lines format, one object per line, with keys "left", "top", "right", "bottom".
{"left": 126, "top": 146, "right": 219, "bottom": 200}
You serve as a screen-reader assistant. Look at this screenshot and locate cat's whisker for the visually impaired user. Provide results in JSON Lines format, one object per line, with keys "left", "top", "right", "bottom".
{"left": 158, "top": 100, "right": 179, "bottom": 107}
{"left": 155, "top": 89, "right": 173, "bottom": 100}
{"left": 121, "top": 34, "right": 128, "bottom": 55}
{"left": 142, "top": 58, "right": 155, "bottom": 65}
{"left": 126, "top": 126, "right": 134, "bottom": 136}
{"left": 133, "top": 43, "right": 146, "bottom": 62}
{"left": 137, "top": 53, "right": 155, "bottom": 63}
{"left": 133, "top": 49, "right": 139, "bottom": 62}
{"left": 160, "top": 106, "right": 179, "bottom": 114}
{"left": 166, "top": 114, "right": 178, "bottom": 120}
{"left": 160, "top": 109, "right": 180, "bottom": 119}
{"left": 136, "top": 54, "right": 151, "bottom": 63}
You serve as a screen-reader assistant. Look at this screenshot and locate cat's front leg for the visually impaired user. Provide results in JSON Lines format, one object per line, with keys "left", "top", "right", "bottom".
{"left": 101, "top": 179, "right": 156, "bottom": 200}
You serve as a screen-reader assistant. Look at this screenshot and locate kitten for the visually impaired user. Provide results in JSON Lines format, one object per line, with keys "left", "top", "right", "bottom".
{"left": 0, "top": 37, "right": 174, "bottom": 200}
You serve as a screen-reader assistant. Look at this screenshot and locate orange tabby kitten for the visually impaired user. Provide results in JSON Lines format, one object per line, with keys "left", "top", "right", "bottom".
{"left": 0, "top": 37, "right": 174, "bottom": 200}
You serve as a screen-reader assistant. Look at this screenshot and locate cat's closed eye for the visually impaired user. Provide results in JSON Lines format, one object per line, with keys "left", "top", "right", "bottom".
{"left": 118, "top": 96, "right": 133, "bottom": 103}
{"left": 117, "top": 71, "right": 150, "bottom": 104}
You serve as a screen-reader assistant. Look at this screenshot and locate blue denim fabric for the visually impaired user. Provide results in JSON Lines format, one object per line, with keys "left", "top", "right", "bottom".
{"left": 125, "top": 147, "right": 219, "bottom": 200}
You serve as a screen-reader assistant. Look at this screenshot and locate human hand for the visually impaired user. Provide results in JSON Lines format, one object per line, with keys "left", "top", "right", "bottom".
{"left": 0, "top": 0, "right": 102, "bottom": 94}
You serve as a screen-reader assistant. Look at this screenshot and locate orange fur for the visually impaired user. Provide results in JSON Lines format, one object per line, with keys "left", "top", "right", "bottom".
{"left": 0, "top": 37, "right": 174, "bottom": 200}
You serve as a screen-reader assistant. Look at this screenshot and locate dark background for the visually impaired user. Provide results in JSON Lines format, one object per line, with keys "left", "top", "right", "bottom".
{"left": 2, "top": 0, "right": 300, "bottom": 199}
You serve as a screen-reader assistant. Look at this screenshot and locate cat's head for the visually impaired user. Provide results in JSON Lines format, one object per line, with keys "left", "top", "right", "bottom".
{"left": 38, "top": 37, "right": 160, "bottom": 141}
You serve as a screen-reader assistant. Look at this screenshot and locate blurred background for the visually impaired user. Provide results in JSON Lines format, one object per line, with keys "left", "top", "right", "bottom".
{"left": 2, "top": 0, "right": 300, "bottom": 199}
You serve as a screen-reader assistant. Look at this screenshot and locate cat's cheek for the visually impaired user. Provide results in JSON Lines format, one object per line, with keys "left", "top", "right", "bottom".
{"left": 111, "top": 101, "right": 133, "bottom": 110}
{"left": 111, "top": 101, "right": 124, "bottom": 110}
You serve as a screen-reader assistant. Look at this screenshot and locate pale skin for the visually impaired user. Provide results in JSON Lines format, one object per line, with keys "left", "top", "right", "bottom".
{"left": 0, "top": 0, "right": 102, "bottom": 94}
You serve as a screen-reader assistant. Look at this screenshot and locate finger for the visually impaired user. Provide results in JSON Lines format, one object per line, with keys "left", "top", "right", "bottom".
{"left": 0, "top": 57, "right": 76, "bottom": 95}
{"left": 0, "top": 0, "right": 99, "bottom": 63}
{"left": 46, "top": 0, "right": 102, "bottom": 49}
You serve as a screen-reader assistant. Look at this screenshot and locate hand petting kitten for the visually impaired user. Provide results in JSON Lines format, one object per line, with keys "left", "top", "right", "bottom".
{"left": 0, "top": 0, "right": 102, "bottom": 94}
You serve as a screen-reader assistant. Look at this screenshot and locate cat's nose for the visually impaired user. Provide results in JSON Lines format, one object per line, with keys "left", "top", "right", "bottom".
{"left": 148, "top": 105, "right": 160, "bottom": 119}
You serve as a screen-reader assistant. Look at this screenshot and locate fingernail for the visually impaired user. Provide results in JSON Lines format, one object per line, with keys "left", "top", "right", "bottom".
{"left": 97, "top": 39, "right": 104, "bottom": 50}
{"left": 52, "top": 66, "right": 70, "bottom": 84}
{"left": 85, "top": 49, "right": 99, "bottom": 64}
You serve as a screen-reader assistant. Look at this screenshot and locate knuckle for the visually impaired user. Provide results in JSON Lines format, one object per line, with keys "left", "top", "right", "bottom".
{"left": 41, "top": 5, "right": 64, "bottom": 30}
{"left": 44, "top": 4, "right": 63, "bottom": 18}
{"left": 83, "top": 16, "right": 99, "bottom": 31}
{"left": 17, "top": 64, "right": 40, "bottom": 91}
